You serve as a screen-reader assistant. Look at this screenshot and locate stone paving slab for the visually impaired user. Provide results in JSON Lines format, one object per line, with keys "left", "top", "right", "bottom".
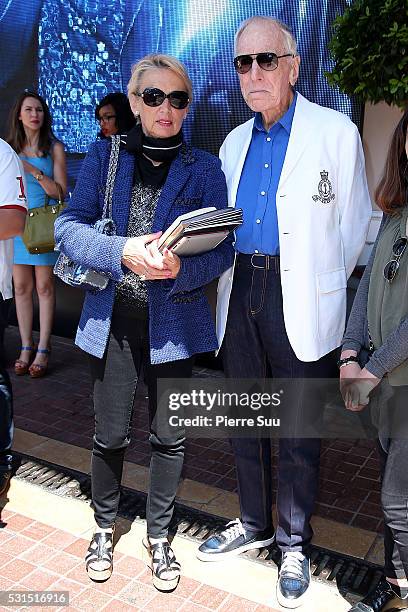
{"left": 5, "top": 326, "right": 383, "bottom": 535}
{"left": 0, "top": 507, "right": 273, "bottom": 611}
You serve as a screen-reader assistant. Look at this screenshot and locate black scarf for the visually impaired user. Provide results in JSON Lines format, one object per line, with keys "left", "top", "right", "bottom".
{"left": 126, "top": 123, "right": 183, "bottom": 163}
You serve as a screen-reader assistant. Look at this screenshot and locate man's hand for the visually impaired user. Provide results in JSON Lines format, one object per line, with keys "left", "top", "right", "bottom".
{"left": 122, "top": 232, "right": 172, "bottom": 280}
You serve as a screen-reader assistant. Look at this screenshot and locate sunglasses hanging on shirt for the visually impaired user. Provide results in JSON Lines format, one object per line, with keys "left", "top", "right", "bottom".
{"left": 383, "top": 236, "right": 408, "bottom": 282}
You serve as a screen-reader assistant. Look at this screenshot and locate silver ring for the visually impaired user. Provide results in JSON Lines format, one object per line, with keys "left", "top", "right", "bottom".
{"left": 140, "top": 274, "right": 146, "bottom": 281}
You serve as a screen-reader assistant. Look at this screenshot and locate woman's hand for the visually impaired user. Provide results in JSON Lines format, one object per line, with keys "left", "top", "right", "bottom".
{"left": 161, "top": 248, "right": 181, "bottom": 279}
{"left": 21, "top": 142, "right": 68, "bottom": 200}
{"left": 342, "top": 368, "right": 381, "bottom": 412}
{"left": 339, "top": 349, "right": 363, "bottom": 409}
{"left": 122, "top": 232, "right": 172, "bottom": 280}
{"left": 339, "top": 361, "right": 362, "bottom": 381}
{"left": 144, "top": 241, "right": 181, "bottom": 280}
{"left": 21, "top": 159, "right": 39, "bottom": 177}
{"left": 339, "top": 350, "right": 360, "bottom": 391}
{"left": 340, "top": 361, "right": 362, "bottom": 410}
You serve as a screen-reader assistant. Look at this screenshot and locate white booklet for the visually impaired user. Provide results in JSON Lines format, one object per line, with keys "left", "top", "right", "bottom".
{"left": 157, "top": 207, "right": 243, "bottom": 256}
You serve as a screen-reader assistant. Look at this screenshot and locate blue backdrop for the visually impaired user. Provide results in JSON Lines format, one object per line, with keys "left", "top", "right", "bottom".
{"left": 0, "top": 0, "right": 359, "bottom": 160}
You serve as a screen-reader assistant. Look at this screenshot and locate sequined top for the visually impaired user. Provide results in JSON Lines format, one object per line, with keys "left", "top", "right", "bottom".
{"left": 115, "top": 182, "right": 161, "bottom": 312}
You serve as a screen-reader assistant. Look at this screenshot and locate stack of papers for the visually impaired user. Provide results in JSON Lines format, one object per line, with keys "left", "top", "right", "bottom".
{"left": 157, "top": 207, "right": 243, "bottom": 256}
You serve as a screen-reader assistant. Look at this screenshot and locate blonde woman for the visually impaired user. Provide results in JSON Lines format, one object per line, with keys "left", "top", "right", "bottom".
{"left": 55, "top": 54, "right": 234, "bottom": 590}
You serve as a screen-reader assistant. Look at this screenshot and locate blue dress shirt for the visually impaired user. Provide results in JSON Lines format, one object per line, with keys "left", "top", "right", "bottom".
{"left": 235, "top": 92, "right": 297, "bottom": 255}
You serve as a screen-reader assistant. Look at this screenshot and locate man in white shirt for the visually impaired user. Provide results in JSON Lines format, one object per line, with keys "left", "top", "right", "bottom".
{"left": 0, "top": 138, "right": 27, "bottom": 496}
{"left": 197, "top": 16, "right": 371, "bottom": 609}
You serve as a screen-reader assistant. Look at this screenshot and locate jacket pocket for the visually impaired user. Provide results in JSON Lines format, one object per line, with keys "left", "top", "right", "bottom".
{"left": 316, "top": 267, "right": 347, "bottom": 340}
{"left": 173, "top": 196, "right": 202, "bottom": 211}
{"left": 171, "top": 287, "right": 204, "bottom": 304}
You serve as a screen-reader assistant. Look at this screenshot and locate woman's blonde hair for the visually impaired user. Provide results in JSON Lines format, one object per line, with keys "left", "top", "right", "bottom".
{"left": 127, "top": 54, "right": 193, "bottom": 103}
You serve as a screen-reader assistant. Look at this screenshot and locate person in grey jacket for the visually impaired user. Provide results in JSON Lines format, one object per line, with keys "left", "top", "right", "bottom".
{"left": 340, "top": 109, "right": 408, "bottom": 612}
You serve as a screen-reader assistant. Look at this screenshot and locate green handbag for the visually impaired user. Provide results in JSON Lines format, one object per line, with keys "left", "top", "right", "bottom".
{"left": 23, "top": 184, "right": 66, "bottom": 254}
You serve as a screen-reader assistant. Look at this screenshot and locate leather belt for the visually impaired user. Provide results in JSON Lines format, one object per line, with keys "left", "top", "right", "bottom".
{"left": 237, "top": 253, "right": 280, "bottom": 273}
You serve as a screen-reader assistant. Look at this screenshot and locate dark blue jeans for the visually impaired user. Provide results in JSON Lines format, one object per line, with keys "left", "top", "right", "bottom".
{"left": 223, "top": 254, "right": 338, "bottom": 552}
{"left": 0, "top": 296, "right": 13, "bottom": 472}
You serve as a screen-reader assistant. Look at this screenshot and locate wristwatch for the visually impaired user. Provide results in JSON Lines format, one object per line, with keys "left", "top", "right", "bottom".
{"left": 35, "top": 170, "right": 44, "bottom": 181}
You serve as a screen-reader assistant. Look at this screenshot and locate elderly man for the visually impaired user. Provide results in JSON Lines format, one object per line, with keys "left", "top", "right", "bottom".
{"left": 197, "top": 16, "right": 371, "bottom": 608}
{"left": 0, "top": 138, "right": 27, "bottom": 496}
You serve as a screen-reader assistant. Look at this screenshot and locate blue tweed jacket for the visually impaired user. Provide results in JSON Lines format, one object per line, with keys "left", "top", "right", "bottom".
{"left": 55, "top": 139, "right": 234, "bottom": 364}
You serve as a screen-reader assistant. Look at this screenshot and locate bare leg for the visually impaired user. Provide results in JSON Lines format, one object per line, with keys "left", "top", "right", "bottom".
{"left": 32, "top": 265, "right": 55, "bottom": 367}
{"left": 12, "top": 264, "right": 35, "bottom": 363}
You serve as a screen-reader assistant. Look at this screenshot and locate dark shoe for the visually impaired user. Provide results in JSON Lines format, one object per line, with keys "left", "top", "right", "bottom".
{"left": 197, "top": 518, "right": 275, "bottom": 561}
{"left": 143, "top": 538, "right": 181, "bottom": 592}
{"left": 0, "top": 471, "right": 11, "bottom": 497}
{"left": 85, "top": 528, "right": 114, "bottom": 582}
{"left": 348, "top": 578, "right": 408, "bottom": 611}
{"left": 276, "top": 551, "right": 311, "bottom": 609}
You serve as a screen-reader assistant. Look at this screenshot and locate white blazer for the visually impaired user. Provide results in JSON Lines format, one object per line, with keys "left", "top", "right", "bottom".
{"left": 216, "top": 93, "right": 372, "bottom": 362}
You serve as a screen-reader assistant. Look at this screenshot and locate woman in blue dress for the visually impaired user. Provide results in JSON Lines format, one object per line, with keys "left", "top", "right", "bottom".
{"left": 7, "top": 92, "right": 67, "bottom": 377}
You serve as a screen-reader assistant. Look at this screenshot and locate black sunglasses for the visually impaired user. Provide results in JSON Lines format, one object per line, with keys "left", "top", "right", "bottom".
{"left": 136, "top": 88, "right": 189, "bottom": 109}
{"left": 233, "top": 52, "right": 294, "bottom": 74}
{"left": 383, "top": 236, "right": 407, "bottom": 282}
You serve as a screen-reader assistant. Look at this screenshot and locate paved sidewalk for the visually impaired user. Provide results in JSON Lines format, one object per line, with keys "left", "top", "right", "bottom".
{"left": 0, "top": 507, "right": 275, "bottom": 612}
{"left": 0, "top": 477, "right": 357, "bottom": 612}
{"left": 4, "top": 326, "right": 383, "bottom": 534}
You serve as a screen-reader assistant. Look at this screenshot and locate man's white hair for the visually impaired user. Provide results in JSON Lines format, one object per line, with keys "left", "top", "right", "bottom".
{"left": 234, "top": 16, "right": 297, "bottom": 55}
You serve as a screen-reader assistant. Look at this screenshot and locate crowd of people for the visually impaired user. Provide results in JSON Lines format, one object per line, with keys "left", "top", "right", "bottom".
{"left": 0, "top": 14, "right": 407, "bottom": 612}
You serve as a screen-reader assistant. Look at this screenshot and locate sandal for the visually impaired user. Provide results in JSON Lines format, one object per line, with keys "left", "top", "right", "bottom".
{"left": 143, "top": 538, "right": 181, "bottom": 591}
{"left": 29, "top": 348, "right": 51, "bottom": 378}
{"left": 14, "top": 346, "right": 36, "bottom": 376}
{"left": 85, "top": 528, "right": 114, "bottom": 582}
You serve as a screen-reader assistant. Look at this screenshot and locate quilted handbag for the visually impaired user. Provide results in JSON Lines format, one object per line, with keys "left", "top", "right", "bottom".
{"left": 53, "top": 135, "right": 120, "bottom": 292}
{"left": 22, "top": 183, "right": 66, "bottom": 254}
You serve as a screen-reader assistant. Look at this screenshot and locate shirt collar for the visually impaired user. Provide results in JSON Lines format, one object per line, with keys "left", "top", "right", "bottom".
{"left": 254, "top": 90, "right": 298, "bottom": 134}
